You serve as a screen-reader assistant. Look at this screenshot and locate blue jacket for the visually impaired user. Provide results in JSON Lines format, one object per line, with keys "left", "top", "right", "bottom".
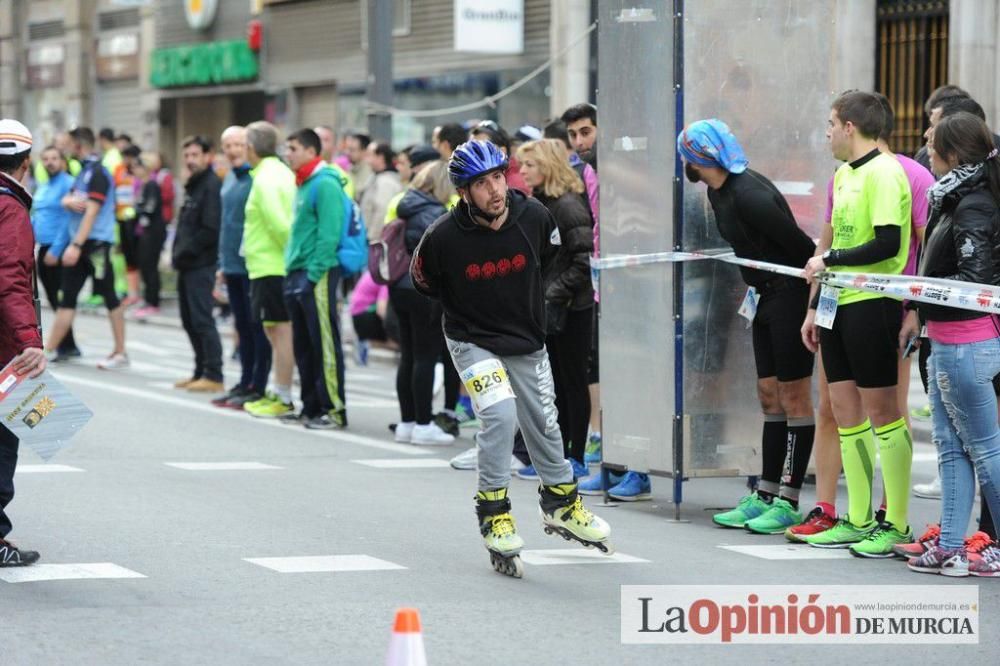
{"left": 219, "top": 163, "right": 253, "bottom": 275}
{"left": 31, "top": 171, "right": 73, "bottom": 251}
{"left": 66, "top": 155, "right": 116, "bottom": 245}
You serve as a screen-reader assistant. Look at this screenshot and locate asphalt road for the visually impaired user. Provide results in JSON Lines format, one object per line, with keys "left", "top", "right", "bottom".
{"left": 1, "top": 311, "right": 996, "bottom": 664}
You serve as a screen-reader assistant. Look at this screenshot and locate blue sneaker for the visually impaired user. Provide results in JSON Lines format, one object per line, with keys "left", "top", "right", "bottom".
{"left": 608, "top": 471, "right": 652, "bottom": 501}
{"left": 584, "top": 432, "right": 602, "bottom": 464}
{"left": 579, "top": 470, "right": 625, "bottom": 495}
{"left": 570, "top": 458, "right": 589, "bottom": 479}
{"left": 515, "top": 464, "right": 538, "bottom": 480}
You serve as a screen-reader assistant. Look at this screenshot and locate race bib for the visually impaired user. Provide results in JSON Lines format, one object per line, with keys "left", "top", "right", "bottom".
{"left": 460, "top": 358, "right": 516, "bottom": 412}
{"left": 815, "top": 284, "right": 840, "bottom": 329}
{"left": 737, "top": 286, "right": 760, "bottom": 327}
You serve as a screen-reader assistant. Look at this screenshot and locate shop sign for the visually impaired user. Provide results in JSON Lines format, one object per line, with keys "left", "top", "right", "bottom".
{"left": 96, "top": 33, "right": 140, "bottom": 81}
{"left": 150, "top": 40, "right": 258, "bottom": 88}
{"left": 454, "top": 0, "right": 523, "bottom": 54}
{"left": 26, "top": 44, "right": 65, "bottom": 89}
{"left": 184, "top": 0, "right": 219, "bottom": 31}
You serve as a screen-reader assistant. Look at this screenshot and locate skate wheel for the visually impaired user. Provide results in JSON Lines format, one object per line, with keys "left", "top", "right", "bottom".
{"left": 543, "top": 526, "right": 554, "bottom": 535}
{"left": 597, "top": 541, "right": 616, "bottom": 556}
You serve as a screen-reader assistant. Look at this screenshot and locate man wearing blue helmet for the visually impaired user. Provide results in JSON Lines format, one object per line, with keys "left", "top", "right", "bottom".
{"left": 678, "top": 119, "right": 818, "bottom": 538}
{"left": 410, "top": 140, "right": 613, "bottom": 578}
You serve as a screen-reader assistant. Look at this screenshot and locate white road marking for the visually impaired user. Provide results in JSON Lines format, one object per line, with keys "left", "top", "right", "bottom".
{"left": 56, "top": 373, "right": 434, "bottom": 456}
{"left": 121, "top": 340, "right": 174, "bottom": 357}
{"left": 0, "top": 563, "right": 146, "bottom": 583}
{"left": 719, "top": 544, "right": 853, "bottom": 560}
{"left": 519, "top": 549, "right": 649, "bottom": 566}
{"left": 352, "top": 458, "right": 451, "bottom": 469}
{"left": 15, "top": 464, "right": 85, "bottom": 473}
{"left": 243, "top": 555, "right": 407, "bottom": 573}
{"left": 165, "top": 462, "right": 283, "bottom": 471}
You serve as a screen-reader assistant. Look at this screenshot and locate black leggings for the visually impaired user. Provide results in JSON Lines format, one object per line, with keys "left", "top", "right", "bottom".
{"left": 391, "top": 287, "right": 444, "bottom": 425}
{"left": 36, "top": 246, "right": 77, "bottom": 353}
{"left": 548, "top": 306, "right": 594, "bottom": 464}
{"left": 137, "top": 222, "right": 166, "bottom": 307}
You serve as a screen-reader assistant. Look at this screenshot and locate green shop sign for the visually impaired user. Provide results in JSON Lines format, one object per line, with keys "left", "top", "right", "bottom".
{"left": 150, "top": 40, "right": 258, "bottom": 88}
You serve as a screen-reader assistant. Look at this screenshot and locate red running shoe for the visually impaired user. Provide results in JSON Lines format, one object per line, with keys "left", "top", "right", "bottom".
{"left": 785, "top": 507, "right": 836, "bottom": 543}
{"left": 893, "top": 523, "right": 939, "bottom": 559}
{"left": 964, "top": 531, "right": 993, "bottom": 562}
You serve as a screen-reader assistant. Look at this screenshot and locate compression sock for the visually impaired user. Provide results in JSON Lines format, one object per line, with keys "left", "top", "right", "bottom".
{"left": 839, "top": 420, "right": 876, "bottom": 527}
{"left": 874, "top": 417, "right": 913, "bottom": 531}
{"left": 780, "top": 416, "right": 816, "bottom": 508}
{"left": 758, "top": 414, "right": 787, "bottom": 500}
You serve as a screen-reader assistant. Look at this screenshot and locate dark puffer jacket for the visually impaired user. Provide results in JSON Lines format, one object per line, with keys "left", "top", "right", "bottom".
{"left": 394, "top": 188, "right": 446, "bottom": 290}
{"left": 535, "top": 190, "right": 594, "bottom": 311}
{"left": 918, "top": 171, "right": 1000, "bottom": 322}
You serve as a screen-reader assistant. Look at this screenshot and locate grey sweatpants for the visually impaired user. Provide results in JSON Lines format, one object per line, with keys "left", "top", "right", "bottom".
{"left": 446, "top": 337, "right": 574, "bottom": 490}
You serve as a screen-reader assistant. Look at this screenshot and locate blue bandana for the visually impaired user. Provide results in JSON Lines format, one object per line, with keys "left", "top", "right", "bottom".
{"left": 676, "top": 119, "right": 749, "bottom": 174}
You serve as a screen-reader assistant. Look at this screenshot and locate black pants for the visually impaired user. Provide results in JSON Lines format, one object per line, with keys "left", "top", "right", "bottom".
{"left": 137, "top": 222, "right": 166, "bottom": 307}
{"left": 178, "top": 264, "right": 223, "bottom": 382}
{"left": 285, "top": 269, "right": 346, "bottom": 419}
{"left": 36, "top": 245, "right": 77, "bottom": 354}
{"left": 547, "top": 306, "right": 594, "bottom": 463}
{"left": 226, "top": 273, "right": 271, "bottom": 392}
{"left": 0, "top": 426, "right": 18, "bottom": 538}
{"left": 391, "top": 286, "right": 443, "bottom": 425}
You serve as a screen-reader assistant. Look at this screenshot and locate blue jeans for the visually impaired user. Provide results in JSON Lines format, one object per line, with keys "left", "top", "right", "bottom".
{"left": 225, "top": 273, "right": 271, "bottom": 392}
{"left": 929, "top": 338, "right": 1000, "bottom": 548}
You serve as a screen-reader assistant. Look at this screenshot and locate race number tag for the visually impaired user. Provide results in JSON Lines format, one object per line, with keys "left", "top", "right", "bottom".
{"left": 737, "top": 287, "right": 760, "bottom": 327}
{"left": 460, "top": 358, "right": 516, "bottom": 413}
{"left": 815, "top": 284, "right": 840, "bottom": 329}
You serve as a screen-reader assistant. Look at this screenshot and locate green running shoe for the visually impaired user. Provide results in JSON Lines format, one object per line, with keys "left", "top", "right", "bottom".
{"left": 244, "top": 392, "right": 294, "bottom": 419}
{"left": 712, "top": 493, "right": 770, "bottom": 528}
{"left": 744, "top": 498, "right": 803, "bottom": 535}
{"left": 803, "top": 516, "right": 877, "bottom": 548}
{"left": 850, "top": 522, "right": 913, "bottom": 559}
{"left": 911, "top": 404, "right": 932, "bottom": 422}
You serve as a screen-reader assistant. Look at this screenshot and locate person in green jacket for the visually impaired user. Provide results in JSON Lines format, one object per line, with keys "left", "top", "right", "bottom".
{"left": 241, "top": 121, "right": 299, "bottom": 419}
{"left": 283, "top": 128, "right": 348, "bottom": 429}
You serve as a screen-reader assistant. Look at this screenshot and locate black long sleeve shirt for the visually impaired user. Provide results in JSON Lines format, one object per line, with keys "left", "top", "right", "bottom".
{"left": 706, "top": 169, "right": 816, "bottom": 288}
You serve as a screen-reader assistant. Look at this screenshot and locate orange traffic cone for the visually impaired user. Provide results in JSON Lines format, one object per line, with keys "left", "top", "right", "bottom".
{"left": 385, "top": 607, "right": 427, "bottom": 666}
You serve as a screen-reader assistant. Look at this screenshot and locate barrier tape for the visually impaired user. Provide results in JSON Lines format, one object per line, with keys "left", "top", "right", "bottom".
{"left": 591, "top": 252, "right": 1000, "bottom": 316}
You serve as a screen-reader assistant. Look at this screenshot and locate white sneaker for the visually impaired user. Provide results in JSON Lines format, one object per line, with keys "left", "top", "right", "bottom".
{"left": 449, "top": 447, "right": 478, "bottom": 470}
{"left": 395, "top": 421, "right": 415, "bottom": 443}
{"left": 410, "top": 422, "right": 455, "bottom": 446}
{"left": 96, "top": 353, "right": 129, "bottom": 370}
{"left": 913, "top": 475, "right": 942, "bottom": 499}
{"left": 510, "top": 455, "right": 526, "bottom": 472}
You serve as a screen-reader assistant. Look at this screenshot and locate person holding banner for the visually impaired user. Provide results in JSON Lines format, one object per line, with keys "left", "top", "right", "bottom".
{"left": 901, "top": 111, "right": 1000, "bottom": 576}
{"left": 0, "top": 118, "right": 43, "bottom": 566}
{"left": 801, "top": 91, "right": 915, "bottom": 557}
{"left": 677, "top": 119, "right": 818, "bottom": 534}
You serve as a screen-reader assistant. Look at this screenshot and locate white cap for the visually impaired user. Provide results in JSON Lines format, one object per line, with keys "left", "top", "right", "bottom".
{"left": 0, "top": 119, "right": 33, "bottom": 155}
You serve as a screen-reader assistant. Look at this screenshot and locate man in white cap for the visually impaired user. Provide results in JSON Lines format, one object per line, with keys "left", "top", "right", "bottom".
{"left": 0, "top": 118, "right": 44, "bottom": 566}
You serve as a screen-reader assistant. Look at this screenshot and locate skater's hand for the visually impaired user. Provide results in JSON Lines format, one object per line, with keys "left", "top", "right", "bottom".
{"left": 61, "top": 244, "right": 80, "bottom": 267}
{"left": 899, "top": 310, "right": 921, "bottom": 353}
{"left": 13, "top": 348, "right": 47, "bottom": 379}
{"left": 43, "top": 252, "right": 59, "bottom": 267}
{"left": 801, "top": 309, "right": 820, "bottom": 353}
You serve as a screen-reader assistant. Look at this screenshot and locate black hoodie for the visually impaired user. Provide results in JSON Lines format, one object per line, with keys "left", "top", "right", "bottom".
{"left": 410, "top": 190, "right": 560, "bottom": 355}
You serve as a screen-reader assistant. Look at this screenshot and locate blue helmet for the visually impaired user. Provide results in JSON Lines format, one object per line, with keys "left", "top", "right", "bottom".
{"left": 448, "top": 140, "right": 509, "bottom": 188}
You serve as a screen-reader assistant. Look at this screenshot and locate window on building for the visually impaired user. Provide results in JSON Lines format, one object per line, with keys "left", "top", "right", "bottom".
{"left": 361, "top": 0, "right": 412, "bottom": 47}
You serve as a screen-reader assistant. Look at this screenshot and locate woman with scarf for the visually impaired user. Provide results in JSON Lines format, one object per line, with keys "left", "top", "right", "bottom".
{"left": 902, "top": 111, "right": 1000, "bottom": 576}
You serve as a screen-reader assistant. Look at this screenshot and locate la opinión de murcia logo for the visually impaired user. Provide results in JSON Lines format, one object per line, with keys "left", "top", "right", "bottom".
{"left": 621, "top": 586, "right": 979, "bottom": 645}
